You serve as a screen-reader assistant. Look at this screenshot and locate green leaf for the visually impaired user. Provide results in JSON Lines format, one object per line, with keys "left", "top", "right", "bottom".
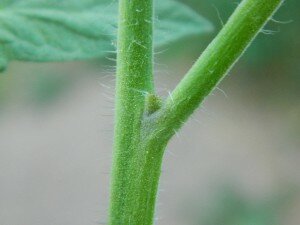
{"left": 154, "top": 0, "right": 213, "bottom": 47}
{"left": 0, "top": 0, "right": 212, "bottom": 70}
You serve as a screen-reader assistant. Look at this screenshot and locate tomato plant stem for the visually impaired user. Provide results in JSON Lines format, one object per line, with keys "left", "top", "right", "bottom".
{"left": 151, "top": 0, "right": 284, "bottom": 142}
{"left": 109, "top": 0, "right": 283, "bottom": 224}
{"left": 109, "top": 0, "right": 161, "bottom": 225}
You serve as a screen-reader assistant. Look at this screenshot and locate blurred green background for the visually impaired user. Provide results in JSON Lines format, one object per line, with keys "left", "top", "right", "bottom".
{"left": 0, "top": 0, "right": 299, "bottom": 225}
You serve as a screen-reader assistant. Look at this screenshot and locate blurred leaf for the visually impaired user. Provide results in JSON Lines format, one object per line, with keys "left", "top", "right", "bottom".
{"left": 0, "top": 0, "right": 212, "bottom": 71}
{"left": 0, "top": 74, "right": 9, "bottom": 106}
{"left": 194, "top": 187, "right": 295, "bottom": 225}
{"left": 29, "top": 73, "right": 72, "bottom": 105}
{"left": 154, "top": 0, "right": 213, "bottom": 47}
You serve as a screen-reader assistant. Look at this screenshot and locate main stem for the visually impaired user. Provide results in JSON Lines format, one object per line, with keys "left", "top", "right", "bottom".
{"left": 109, "top": 0, "right": 164, "bottom": 225}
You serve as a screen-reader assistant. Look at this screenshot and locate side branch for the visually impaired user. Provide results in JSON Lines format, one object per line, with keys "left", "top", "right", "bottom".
{"left": 153, "top": 0, "right": 283, "bottom": 140}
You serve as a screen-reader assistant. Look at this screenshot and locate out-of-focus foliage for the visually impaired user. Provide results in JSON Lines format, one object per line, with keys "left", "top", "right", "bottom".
{"left": 0, "top": 63, "right": 82, "bottom": 109}
{"left": 0, "top": 72, "right": 9, "bottom": 106}
{"left": 0, "top": 0, "right": 212, "bottom": 71}
{"left": 29, "top": 72, "right": 72, "bottom": 105}
{"left": 186, "top": 186, "right": 297, "bottom": 225}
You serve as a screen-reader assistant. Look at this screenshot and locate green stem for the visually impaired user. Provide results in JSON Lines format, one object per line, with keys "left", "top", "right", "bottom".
{"left": 151, "top": 0, "right": 283, "bottom": 141}
{"left": 109, "top": 0, "right": 283, "bottom": 224}
{"left": 109, "top": 0, "right": 162, "bottom": 225}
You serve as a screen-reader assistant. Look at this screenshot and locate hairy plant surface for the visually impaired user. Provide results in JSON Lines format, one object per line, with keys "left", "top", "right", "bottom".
{"left": 110, "top": 0, "right": 284, "bottom": 224}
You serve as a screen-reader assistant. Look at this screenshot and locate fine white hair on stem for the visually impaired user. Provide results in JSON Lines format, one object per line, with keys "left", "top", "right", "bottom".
{"left": 191, "top": 114, "right": 204, "bottom": 125}
{"left": 129, "top": 88, "right": 149, "bottom": 96}
{"left": 270, "top": 17, "right": 293, "bottom": 24}
{"left": 173, "top": 129, "right": 180, "bottom": 138}
{"left": 166, "top": 149, "right": 177, "bottom": 157}
{"left": 212, "top": 4, "right": 224, "bottom": 27}
{"left": 103, "top": 50, "right": 118, "bottom": 54}
{"left": 261, "top": 28, "right": 279, "bottom": 35}
{"left": 154, "top": 48, "right": 169, "bottom": 56}
{"left": 168, "top": 91, "right": 174, "bottom": 103}
{"left": 132, "top": 39, "right": 147, "bottom": 49}
{"left": 102, "top": 93, "right": 114, "bottom": 101}
{"left": 98, "top": 82, "right": 112, "bottom": 90}
{"left": 215, "top": 86, "right": 228, "bottom": 98}
{"left": 105, "top": 56, "right": 117, "bottom": 62}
